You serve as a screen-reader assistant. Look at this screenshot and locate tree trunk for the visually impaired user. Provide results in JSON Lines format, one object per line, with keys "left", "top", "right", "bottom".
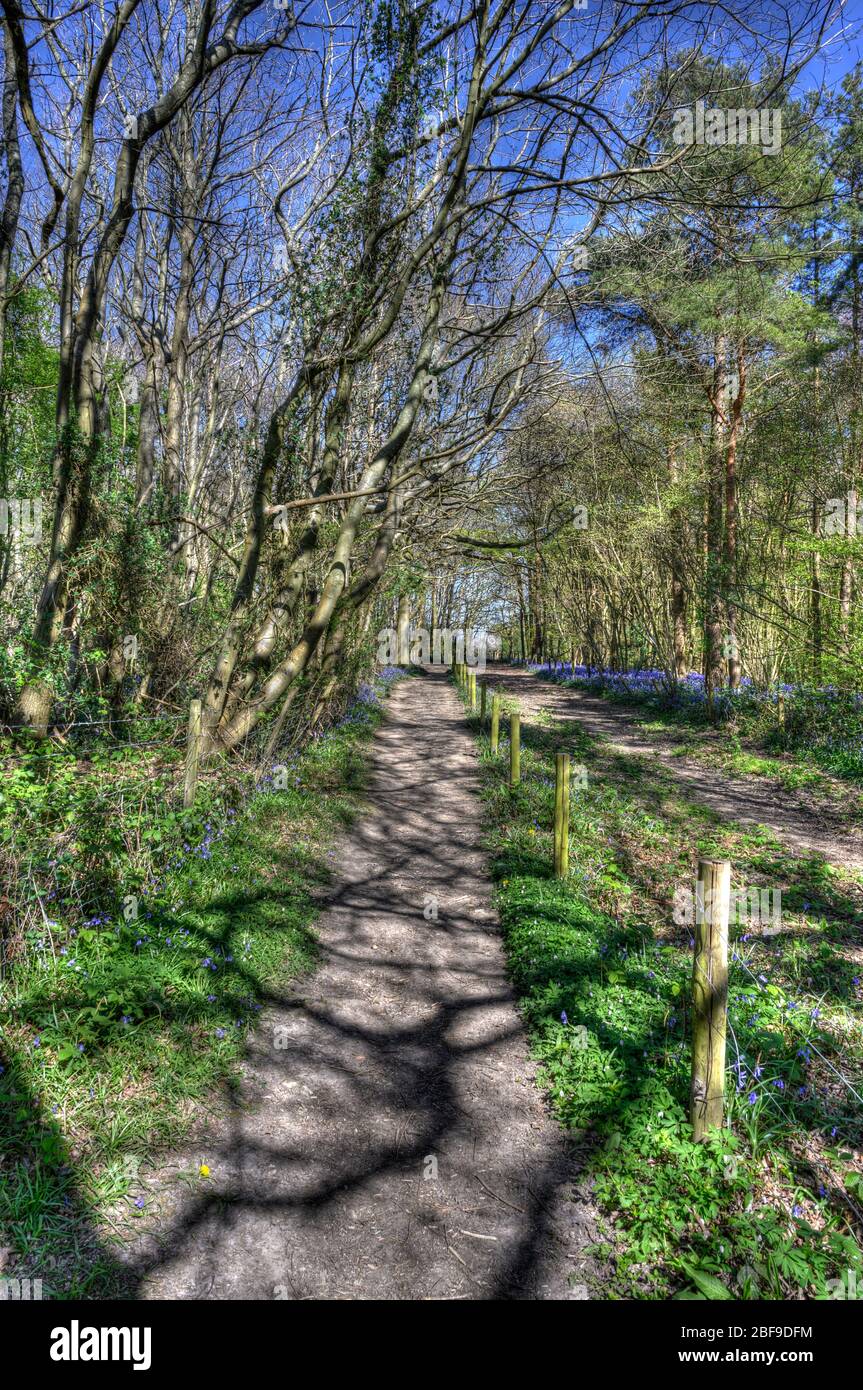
{"left": 396, "top": 593, "right": 411, "bottom": 666}
{"left": 723, "top": 348, "right": 745, "bottom": 687}
{"left": 704, "top": 337, "right": 727, "bottom": 696}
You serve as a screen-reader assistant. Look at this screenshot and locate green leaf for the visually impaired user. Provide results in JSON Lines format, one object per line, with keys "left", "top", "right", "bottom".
{"left": 680, "top": 1262, "right": 734, "bottom": 1300}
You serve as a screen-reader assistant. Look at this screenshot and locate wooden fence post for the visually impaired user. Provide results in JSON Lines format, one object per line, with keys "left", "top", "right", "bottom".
{"left": 468, "top": 670, "right": 476, "bottom": 710}
{"left": 480, "top": 681, "right": 487, "bottom": 724}
{"left": 491, "top": 694, "right": 500, "bottom": 752}
{"left": 554, "top": 753, "right": 570, "bottom": 877}
{"left": 184, "top": 698, "right": 203, "bottom": 809}
{"left": 510, "top": 711, "right": 520, "bottom": 786}
{"left": 690, "top": 857, "right": 731, "bottom": 1141}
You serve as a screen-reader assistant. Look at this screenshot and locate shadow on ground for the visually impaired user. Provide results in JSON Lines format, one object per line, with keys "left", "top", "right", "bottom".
{"left": 2, "top": 671, "right": 599, "bottom": 1301}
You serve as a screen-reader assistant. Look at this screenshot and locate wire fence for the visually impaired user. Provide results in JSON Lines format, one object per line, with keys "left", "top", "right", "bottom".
{"left": 462, "top": 674, "right": 863, "bottom": 1132}
{"left": 0, "top": 705, "right": 193, "bottom": 768}
{"left": 732, "top": 951, "right": 863, "bottom": 1109}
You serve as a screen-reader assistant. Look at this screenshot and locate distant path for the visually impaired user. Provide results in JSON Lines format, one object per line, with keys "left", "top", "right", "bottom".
{"left": 127, "top": 671, "right": 600, "bottom": 1300}
{"left": 484, "top": 667, "right": 863, "bottom": 875}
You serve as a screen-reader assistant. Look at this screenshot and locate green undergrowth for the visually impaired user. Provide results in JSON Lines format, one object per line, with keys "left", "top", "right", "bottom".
{"left": 0, "top": 670, "right": 405, "bottom": 1297}
{"left": 459, "top": 682, "right": 863, "bottom": 1300}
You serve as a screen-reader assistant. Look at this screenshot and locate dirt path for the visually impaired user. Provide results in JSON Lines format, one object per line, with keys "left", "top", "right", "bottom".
{"left": 484, "top": 667, "right": 863, "bottom": 874}
{"left": 122, "top": 672, "right": 600, "bottom": 1300}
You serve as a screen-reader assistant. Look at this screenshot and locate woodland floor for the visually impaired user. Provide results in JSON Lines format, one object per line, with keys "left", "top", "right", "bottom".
{"left": 109, "top": 670, "right": 601, "bottom": 1300}
{"left": 90, "top": 662, "right": 863, "bottom": 1299}
{"left": 483, "top": 667, "right": 863, "bottom": 875}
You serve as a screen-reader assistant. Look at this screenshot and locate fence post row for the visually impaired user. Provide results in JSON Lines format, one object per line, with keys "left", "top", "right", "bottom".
{"left": 455, "top": 661, "right": 730, "bottom": 1139}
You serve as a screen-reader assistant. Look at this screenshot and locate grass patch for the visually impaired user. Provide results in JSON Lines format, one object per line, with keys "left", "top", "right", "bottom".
{"left": 0, "top": 670, "right": 405, "bottom": 1297}
{"left": 462, "top": 683, "right": 863, "bottom": 1300}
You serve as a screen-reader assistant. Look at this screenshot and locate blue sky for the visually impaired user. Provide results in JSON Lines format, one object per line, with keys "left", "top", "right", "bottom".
{"left": 804, "top": 0, "right": 863, "bottom": 91}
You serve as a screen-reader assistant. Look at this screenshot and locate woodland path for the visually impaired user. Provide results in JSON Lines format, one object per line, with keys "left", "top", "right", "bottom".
{"left": 483, "top": 667, "right": 863, "bottom": 875}
{"left": 124, "top": 670, "right": 600, "bottom": 1300}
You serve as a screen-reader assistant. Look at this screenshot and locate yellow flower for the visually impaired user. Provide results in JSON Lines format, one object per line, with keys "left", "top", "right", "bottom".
{"left": 199, "top": 1164, "right": 210, "bottom": 1178}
